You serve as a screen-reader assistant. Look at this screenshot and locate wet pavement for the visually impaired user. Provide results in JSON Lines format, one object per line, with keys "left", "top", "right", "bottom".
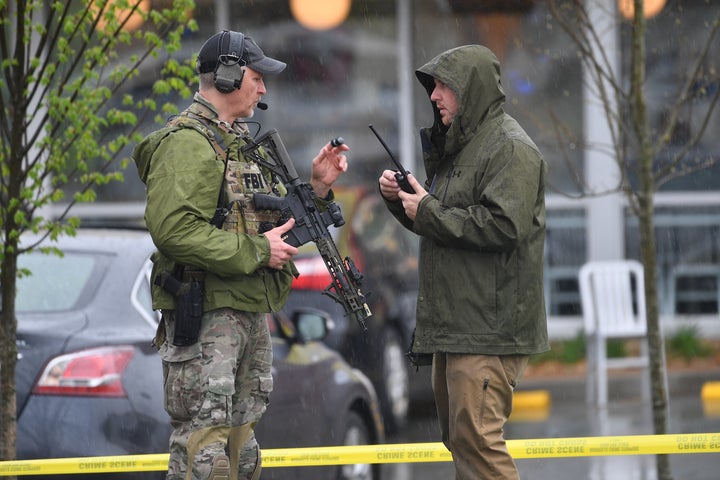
{"left": 381, "top": 369, "right": 720, "bottom": 480}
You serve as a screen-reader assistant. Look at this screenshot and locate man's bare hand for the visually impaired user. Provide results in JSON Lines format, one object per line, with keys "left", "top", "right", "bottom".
{"left": 263, "top": 218, "right": 299, "bottom": 270}
{"left": 310, "top": 141, "right": 350, "bottom": 198}
{"left": 379, "top": 169, "right": 402, "bottom": 202}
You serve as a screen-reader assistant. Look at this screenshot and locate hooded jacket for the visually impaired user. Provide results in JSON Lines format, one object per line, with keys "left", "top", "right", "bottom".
{"left": 133, "top": 93, "right": 296, "bottom": 314}
{"left": 386, "top": 45, "right": 549, "bottom": 355}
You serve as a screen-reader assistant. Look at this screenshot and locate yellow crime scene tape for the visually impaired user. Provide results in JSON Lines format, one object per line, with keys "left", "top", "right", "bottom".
{"left": 1, "top": 433, "right": 719, "bottom": 476}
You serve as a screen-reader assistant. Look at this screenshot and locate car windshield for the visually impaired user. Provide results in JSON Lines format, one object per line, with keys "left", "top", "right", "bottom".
{"left": 15, "top": 252, "right": 105, "bottom": 312}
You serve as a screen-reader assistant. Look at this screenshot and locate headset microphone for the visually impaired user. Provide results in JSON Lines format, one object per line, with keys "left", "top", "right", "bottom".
{"left": 257, "top": 102, "right": 268, "bottom": 110}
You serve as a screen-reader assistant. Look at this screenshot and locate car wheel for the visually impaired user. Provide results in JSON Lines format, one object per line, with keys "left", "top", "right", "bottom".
{"left": 336, "top": 411, "right": 375, "bottom": 480}
{"left": 373, "top": 326, "right": 410, "bottom": 434}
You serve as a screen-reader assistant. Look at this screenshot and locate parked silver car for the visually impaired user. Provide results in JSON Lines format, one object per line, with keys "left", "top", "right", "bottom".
{"left": 15, "top": 228, "right": 383, "bottom": 480}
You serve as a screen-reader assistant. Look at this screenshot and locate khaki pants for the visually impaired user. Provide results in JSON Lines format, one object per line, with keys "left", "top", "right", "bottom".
{"left": 432, "top": 353, "right": 528, "bottom": 480}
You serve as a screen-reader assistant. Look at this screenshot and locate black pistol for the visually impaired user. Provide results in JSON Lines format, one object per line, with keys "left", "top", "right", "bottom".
{"left": 369, "top": 124, "right": 415, "bottom": 194}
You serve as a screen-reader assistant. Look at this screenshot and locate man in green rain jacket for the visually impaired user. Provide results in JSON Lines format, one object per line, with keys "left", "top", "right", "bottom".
{"left": 379, "top": 45, "right": 549, "bottom": 479}
{"left": 133, "top": 30, "right": 350, "bottom": 480}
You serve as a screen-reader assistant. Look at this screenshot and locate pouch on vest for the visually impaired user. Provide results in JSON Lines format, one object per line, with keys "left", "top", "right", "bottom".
{"left": 221, "top": 159, "right": 281, "bottom": 235}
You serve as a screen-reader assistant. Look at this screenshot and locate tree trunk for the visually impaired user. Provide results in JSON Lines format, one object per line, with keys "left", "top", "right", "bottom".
{"left": 0, "top": 248, "right": 19, "bottom": 466}
{"left": 630, "top": 2, "right": 672, "bottom": 478}
{"left": 1, "top": 115, "right": 22, "bottom": 469}
{"left": 637, "top": 193, "right": 672, "bottom": 480}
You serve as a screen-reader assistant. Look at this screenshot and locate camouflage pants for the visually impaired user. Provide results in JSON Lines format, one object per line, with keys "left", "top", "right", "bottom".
{"left": 158, "top": 308, "right": 273, "bottom": 480}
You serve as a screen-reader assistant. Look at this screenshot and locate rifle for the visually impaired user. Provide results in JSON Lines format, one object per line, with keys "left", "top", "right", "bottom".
{"left": 369, "top": 124, "right": 415, "bottom": 194}
{"left": 242, "top": 129, "right": 372, "bottom": 331}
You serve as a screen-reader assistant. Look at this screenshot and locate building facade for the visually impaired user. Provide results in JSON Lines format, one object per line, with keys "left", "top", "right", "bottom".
{"left": 72, "top": 0, "right": 720, "bottom": 337}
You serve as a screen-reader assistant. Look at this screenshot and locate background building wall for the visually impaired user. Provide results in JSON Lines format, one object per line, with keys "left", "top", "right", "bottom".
{"left": 65, "top": 0, "right": 720, "bottom": 337}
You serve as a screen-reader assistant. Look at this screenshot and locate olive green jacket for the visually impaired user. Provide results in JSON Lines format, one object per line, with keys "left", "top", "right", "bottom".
{"left": 133, "top": 94, "right": 297, "bottom": 313}
{"left": 386, "top": 46, "right": 549, "bottom": 355}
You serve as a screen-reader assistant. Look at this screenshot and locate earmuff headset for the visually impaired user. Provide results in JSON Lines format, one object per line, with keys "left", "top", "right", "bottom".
{"left": 214, "top": 31, "right": 246, "bottom": 94}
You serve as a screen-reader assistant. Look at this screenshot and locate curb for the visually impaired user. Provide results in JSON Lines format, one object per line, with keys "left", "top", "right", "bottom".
{"left": 702, "top": 381, "right": 720, "bottom": 417}
{"left": 701, "top": 381, "right": 720, "bottom": 401}
{"left": 520, "top": 369, "right": 720, "bottom": 403}
{"left": 512, "top": 390, "right": 552, "bottom": 422}
{"left": 514, "top": 390, "right": 551, "bottom": 409}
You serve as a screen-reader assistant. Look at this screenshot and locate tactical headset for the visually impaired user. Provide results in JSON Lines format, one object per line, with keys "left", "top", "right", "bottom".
{"left": 213, "top": 31, "right": 247, "bottom": 94}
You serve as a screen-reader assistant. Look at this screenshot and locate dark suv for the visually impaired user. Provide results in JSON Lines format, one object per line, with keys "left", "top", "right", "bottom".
{"left": 284, "top": 185, "right": 430, "bottom": 433}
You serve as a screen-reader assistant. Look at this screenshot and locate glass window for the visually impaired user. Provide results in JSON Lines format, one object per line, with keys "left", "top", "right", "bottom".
{"left": 545, "top": 209, "right": 586, "bottom": 315}
{"left": 50, "top": 1, "right": 719, "bottom": 329}
{"left": 623, "top": 0, "right": 720, "bottom": 191}
{"left": 67, "top": 0, "right": 718, "bottom": 204}
{"left": 16, "top": 253, "right": 107, "bottom": 312}
{"left": 625, "top": 206, "right": 720, "bottom": 315}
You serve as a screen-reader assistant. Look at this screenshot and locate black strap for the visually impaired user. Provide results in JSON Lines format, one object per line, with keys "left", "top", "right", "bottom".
{"left": 208, "top": 127, "right": 230, "bottom": 215}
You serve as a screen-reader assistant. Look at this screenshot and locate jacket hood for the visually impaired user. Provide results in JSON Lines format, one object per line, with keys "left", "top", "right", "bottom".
{"left": 416, "top": 45, "right": 506, "bottom": 154}
{"left": 133, "top": 93, "right": 218, "bottom": 184}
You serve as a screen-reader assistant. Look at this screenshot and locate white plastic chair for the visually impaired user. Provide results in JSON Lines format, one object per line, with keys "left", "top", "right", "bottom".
{"left": 579, "top": 260, "right": 651, "bottom": 406}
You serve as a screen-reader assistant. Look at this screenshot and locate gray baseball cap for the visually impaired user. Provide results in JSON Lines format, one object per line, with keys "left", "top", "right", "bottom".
{"left": 196, "top": 31, "right": 286, "bottom": 76}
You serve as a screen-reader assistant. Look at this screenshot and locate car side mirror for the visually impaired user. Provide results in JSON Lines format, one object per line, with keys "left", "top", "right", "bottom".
{"left": 291, "top": 307, "right": 334, "bottom": 342}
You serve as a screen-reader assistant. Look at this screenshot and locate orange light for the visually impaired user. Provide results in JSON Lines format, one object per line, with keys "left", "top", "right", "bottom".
{"left": 618, "top": 0, "right": 667, "bottom": 20}
{"left": 290, "top": 0, "right": 351, "bottom": 31}
{"left": 90, "top": 0, "right": 150, "bottom": 33}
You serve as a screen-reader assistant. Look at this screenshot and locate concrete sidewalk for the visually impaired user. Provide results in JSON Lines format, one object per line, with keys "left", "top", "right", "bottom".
{"left": 509, "top": 367, "right": 720, "bottom": 480}
{"left": 519, "top": 366, "right": 718, "bottom": 403}
{"left": 391, "top": 365, "right": 720, "bottom": 480}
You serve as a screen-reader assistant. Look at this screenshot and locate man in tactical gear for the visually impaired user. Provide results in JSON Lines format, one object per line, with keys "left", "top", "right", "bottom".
{"left": 379, "top": 45, "right": 549, "bottom": 479}
{"left": 133, "top": 30, "right": 350, "bottom": 480}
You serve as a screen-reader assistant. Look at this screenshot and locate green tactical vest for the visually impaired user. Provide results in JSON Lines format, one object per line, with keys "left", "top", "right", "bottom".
{"left": 222, "top": 159, "right": 282, "bottom": 235}
{"left": 165, "top": 113, "right": 283, "bottom": 236}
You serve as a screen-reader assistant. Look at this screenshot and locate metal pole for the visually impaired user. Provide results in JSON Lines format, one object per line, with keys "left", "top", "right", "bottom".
{"left": 215, "top": 0, "right": 230, "bottom": 31}
{"left": 584, "top": 0, "right": 624, "bottom": 261}
{"left": 396, "top": 0, "right": 415, "bottom": 175}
